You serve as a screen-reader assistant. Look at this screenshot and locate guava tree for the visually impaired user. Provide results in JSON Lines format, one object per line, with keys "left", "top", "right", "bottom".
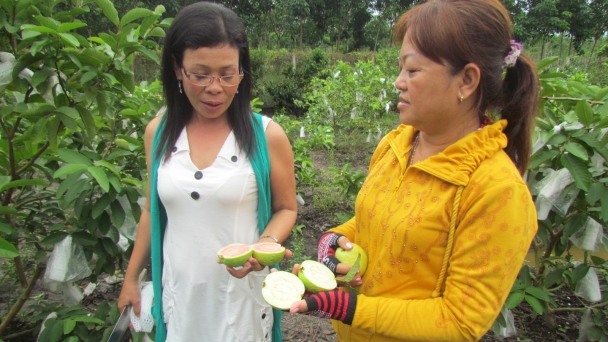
{"left": 0, "top": 0, "right": 169, "bottom": 340}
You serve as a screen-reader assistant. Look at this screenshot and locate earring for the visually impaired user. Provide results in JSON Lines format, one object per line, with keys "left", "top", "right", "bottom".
{"left": 236, "top": 90, "right": 239, "bottom": 94}
{"left": 459, "top": 94, "right": 464, "bottom": 102}
{"left": 178, "top": 80, "right": 183, "bottom": 94}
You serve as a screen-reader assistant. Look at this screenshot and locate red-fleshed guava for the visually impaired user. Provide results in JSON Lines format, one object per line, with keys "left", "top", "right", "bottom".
{"left": 297, "top": 260, "right": 337, "bottom": 293}
{"left": 262, "top": 271, "right": 305, "bottom": 310}
{"left": 336, "top": 243, "right": 369, "bottom": 276}
{"left": 252, "top": 242, "right": 286, "bottom": 266}
{"left": 217, "top": 243, "right": 253, "bottom": 267}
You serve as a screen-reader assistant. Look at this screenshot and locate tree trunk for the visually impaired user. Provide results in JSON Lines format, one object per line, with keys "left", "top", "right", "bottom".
{"left": 567, "top": 36, "right": 573, "bottom": 62}
{"left": 558, "top": 33, "right": 564, "bottom": 67}
{"left": 586, "top": 36, "right": 598, "bottom": 70}
{"left": 373, "top": 18, "right": 381, "bottom": 53}
{"left": 540, "top": 39, "right": 546, "bottom": 60}
{"left": 299, "top": 17, "right": 303, "bottom": 50}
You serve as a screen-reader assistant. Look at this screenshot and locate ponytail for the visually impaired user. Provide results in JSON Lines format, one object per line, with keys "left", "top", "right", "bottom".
{"left": 500, "top": 54, "right": 539, "bottom": 175}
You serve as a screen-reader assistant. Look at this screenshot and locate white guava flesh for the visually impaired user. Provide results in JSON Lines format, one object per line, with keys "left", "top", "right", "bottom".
{"left": 217, "top": 243, "right": 253, "bottom": 267}
{"left": 262, "top": 271, "right": 305, "bottom": 310}
{"left": 297, "top": 260, "right": 337, "bottom": 293}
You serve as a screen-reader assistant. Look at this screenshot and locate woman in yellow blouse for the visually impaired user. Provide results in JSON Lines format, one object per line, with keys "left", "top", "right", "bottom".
{"left": 289, "top": 0, "right": 540, "bottom": 341}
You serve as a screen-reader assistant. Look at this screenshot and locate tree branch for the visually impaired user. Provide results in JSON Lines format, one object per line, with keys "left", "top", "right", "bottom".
{"left": 0, "top": 263, "right": 45, "bottom": 337}
{"left": 551, "top": 300, "right": 608, "bottom": 313}
{"left": 16, "top": 142, "right": 50, "bottom": 176}
{"left": 15, "top": 194, "right": 54, "bottom": 209}
{"left": 541, "top": 96, "right": 605, "bottom": 105}
{"left": 13, "top": 256, "right": 27, "bottom": 288}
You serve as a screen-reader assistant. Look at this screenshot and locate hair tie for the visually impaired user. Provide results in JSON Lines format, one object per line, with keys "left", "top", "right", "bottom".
{"left": 503, "top": 40, "right": 522, "bottom": 68}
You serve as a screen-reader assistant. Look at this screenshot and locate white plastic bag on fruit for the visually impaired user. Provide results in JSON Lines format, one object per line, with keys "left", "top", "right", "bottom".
{"left": 534, "top": 168, "right": 578, "bottom": 220}
{"left": 569, "top": 217, "right": 604, "bottom": 252}
{"left": 43, "top": 235, "right": 91, "bottom": 306}
{"left": 491, "top": 306, "right": 516, "bottom": 339}
{"left": 574, "top": 265, "right": 602, "bottom": 303}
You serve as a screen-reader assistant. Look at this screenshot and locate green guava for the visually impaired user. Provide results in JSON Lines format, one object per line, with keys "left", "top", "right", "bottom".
{"left": 252, "top": 242, "right": 286, "bottom": 266}
{"left": 297, "top": 260, "right": 337, "bottom": 293}
{"left": 336, "top": 243, "right": 369, "bottom": 276}
{"left": 262, "top": 271, "right": 305, "bottom": 310}
{"left": 217, "top": 243, "right": 253, "bottom": 267}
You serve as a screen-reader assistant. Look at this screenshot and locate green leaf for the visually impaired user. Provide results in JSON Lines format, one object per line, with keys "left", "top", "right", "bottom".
{"left": 135, "top": 46, "right": 160, "bottom": 64}
{"left": 92, "top": 193, "right": 111, "bottom": 219}
{"left": 146, "top": 26, "right": 165, "bottom": 38}
{"left": 31, "top": 69, "right": 54, "bottom": 88}
{"left": 53, "top": 164, "right": 88, "bottom": 179}
{"left": 58, "top": 32, "right": 80, "bottom": 47}
{"left": 95, "top": 0, "right": 119, "bottom": 26}
{"left": 0, "top": 223, "right": 14, "bottom": 234}
{"left": 0, "top": 237, "right": 19, "bottom": 258}
{"left": 94, "top": 160, "right": 120, "bottom": 178}
{"left": 0, "top": 206, "right": 18, "bottom": 215}
{"left": 79, "top": 48, "right": 111, "bottom": 67}
{"left": 591, "top": 256, "right": 606, "bottom": 266}
{"left": 57, "top": 149, "right": 92, "bottom": 165}
{"left": 525, "top": 286, "right": 550, "bottom": 302}
{"left": 601, "top": 190, "right": 608, "bottom": 222}
{"left": 102, "top": 238, "right": 119, "bottom": 256}
{"left": 63, "top": 318, "right": 76, "bottom": 334}
{"left": 110, "top": 200, "right": 126, "bottom": 228}
{"left": 88, "top": 166, "right": 110, "bottom": 192}
{"left": 110, "top": 69, "right": 135, "bottom": 93}
{"left": 40, "top": 232, "right": 68, "bottom": 245}
{"left": 41, "top": 318, "right": 63, "bottom": 342}
{"left": 98, "top": 32, "right": 117, "bottom": 47}
{"left": 593, "top": 87, "right": 608, "bottom": 101}
{"left": 64, "top": 336, "right": 79, "bottom": 342}
{"left": 575, "top": 100, "right": 595, "bottom": 127}
{"left": 57, "top": 22, "right": 87, "bottom": 33}
{"left": 76, "top": 106, "right": 96, "bottom": 141}
{"left": 0, "top": 179, "right": 48, "bottom": 192}
{"left": 536, "top": 57, "right": 559, "bottom": 70}
{"left": 12, "top": 53, "right": 45, "bottom": 79}
{"left": 587, "top": 183, "right": 604, "bottom": 205}
{"left": 524, "top": 295, "right": 544, "bottom": 314}
{"left": 564, "top": 142, "right": 588, "bottom": 161}
{"left": 80, "top": 71, "right": 97, "bottom": 84}
{"left": 0, "top": 176, "right": 10, "bottom": 188}
{"left": 545, "top": 268, "right": 564, "bottom": 288}
{"left": 560, "top": 154, "right": 591, "bottom": 192}
{"left": 70, "top": 316, "right": 105, "bottom": 324}
{"left": 120, "top": 8, "right": 153, "bottom": 27}
{"left": 571, "top": 263, "right": 590, "bottom": 283}
{"left": 564, "top": 213, "right": 587, "bottom": 240}
{"left": 530, "top": 149, "right": 558, "bottom": 169}
{"left": 55, "top": 106, "right": 80, "bottom": 119}
{"left": 72, "top": 232, "right": 97, "bottom": 246}
{"left": 21, "top": 105, "right": 55, "bottom": 119}
{"left": 505, "top": 292, "right": 525, "bottom": 309}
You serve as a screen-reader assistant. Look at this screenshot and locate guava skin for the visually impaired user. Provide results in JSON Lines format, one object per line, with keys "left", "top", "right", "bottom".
{"left": 217, "top": 243, "right": 253, "bottom": 268}
{"left": 335, "top": 243, "right": 369, "bottom": 276}
{"left": 252, "top": 242, "right": 286, "bottom": 266}
{"left": 297, "top": 260, "right": 337, "bottom": 293}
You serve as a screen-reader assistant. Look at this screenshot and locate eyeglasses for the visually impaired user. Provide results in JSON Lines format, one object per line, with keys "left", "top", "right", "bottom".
{"left": 181, "top": 68, "right": 244, "bottom": 87}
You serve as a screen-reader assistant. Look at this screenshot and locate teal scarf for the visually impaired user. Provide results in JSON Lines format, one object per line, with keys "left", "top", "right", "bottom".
{"left": 149, "top": 113, "right": 281, "bottom": 341}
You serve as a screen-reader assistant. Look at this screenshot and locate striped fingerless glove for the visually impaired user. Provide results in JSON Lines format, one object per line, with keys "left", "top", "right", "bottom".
{"left": 317, "top": 232, "right": 344, "bottom": 274}
{"left": 303, "top": 288, "right": 357, "bottom": 325}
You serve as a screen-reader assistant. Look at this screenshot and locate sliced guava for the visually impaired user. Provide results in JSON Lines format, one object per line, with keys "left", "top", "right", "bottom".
{"left": 252, "top": 242, "right": 286, "bottom": 266}
{"left": 297, "top": 260, "right": 337, "bottom": 293}
{"left": 217, "top": 243, "right": 253, "bottom": 267}
{"left": 262, "top": 271, "right": 305, "bottom": 310}
{"left": 336, "top": 243, "right": 369, "bottom": 276}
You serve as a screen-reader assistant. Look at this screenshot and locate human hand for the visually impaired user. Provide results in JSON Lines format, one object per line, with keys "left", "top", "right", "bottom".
{"left": 318, "top": 233, "right": 362, "bottom": 286}
{"left": 117, "top": 279, "right": 141, "bottom": 317}
{"left": 289, "top": 288, "right": 357, "bottom": 325}
{"left": 224, "top": 249, "right": 293, "bottom": 278}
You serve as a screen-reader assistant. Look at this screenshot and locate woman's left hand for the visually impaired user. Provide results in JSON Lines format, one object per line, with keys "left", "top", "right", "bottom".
{"left": 290, "top": 288, "right": 357, "bottom": 325}
{"left": 223, "top": 249, "right": 293, "bottom": 278}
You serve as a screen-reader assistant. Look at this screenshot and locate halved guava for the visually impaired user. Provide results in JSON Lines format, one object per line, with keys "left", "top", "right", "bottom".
{"left": 217, "top": 243, "right": 253, "bottom": 267}
{"left": 252, "top": 242, "right": 286, "bottom": 266}
{"left": 297, "top": 260, "right": 337, "bottom": 293}
{"left": 262, "top": 271, "right": 305, "bottom": 310}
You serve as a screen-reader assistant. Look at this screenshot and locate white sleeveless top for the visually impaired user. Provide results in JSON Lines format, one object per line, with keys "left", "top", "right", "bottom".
{"left": 157, "top": 116, "right": 273, "bottom": 342}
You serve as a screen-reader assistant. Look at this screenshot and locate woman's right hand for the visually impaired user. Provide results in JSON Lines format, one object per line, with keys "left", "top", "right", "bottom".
{"left": 117, "top": 279, "right": 141, "bottom": 316}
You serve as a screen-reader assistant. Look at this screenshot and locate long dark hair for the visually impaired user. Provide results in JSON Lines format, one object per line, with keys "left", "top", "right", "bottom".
{"left": 157, "top": 1, "right": 254, "bottom": 161}
{"left": 393, "top": 0, "right": 539, "bottom": 175}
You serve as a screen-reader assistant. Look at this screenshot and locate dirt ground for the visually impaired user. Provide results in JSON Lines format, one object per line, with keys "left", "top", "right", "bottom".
{"left": 0, "top": 135, "right": 589, "bottom": 341}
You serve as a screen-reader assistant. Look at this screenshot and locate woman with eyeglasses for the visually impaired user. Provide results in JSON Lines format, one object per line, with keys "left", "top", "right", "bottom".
{"left": 287, "top": 0, "right": 539, "bottom": 341}
{"left": 117, "top": 3, "right": 297, "bottom": 342}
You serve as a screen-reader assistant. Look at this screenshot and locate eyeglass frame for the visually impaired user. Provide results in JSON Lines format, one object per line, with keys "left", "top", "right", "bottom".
{"left": 180, "top": 68, "right": 244, "bottom": 87}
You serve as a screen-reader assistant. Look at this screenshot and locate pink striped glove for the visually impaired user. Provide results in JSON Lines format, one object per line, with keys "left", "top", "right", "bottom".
{"left": 317, "top": 232, "right": 344, "bottom": 274}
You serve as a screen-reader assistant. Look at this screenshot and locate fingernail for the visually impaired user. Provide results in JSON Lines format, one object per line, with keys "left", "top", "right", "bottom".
{"left": 292, "top": 308, "right": 299, "bottom": 313}
{"left": 346, "top": 242, "right": 352, "bottom": 249}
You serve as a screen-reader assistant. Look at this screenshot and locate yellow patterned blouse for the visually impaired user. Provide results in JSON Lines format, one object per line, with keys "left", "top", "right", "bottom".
{"left": 329, "top": 120, "right": 537, "bottom": 342}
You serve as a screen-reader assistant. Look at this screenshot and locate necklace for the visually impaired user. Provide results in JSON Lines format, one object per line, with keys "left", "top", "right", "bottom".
{"left": 407, "top": 132, "right": 420, "bottom": 168}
